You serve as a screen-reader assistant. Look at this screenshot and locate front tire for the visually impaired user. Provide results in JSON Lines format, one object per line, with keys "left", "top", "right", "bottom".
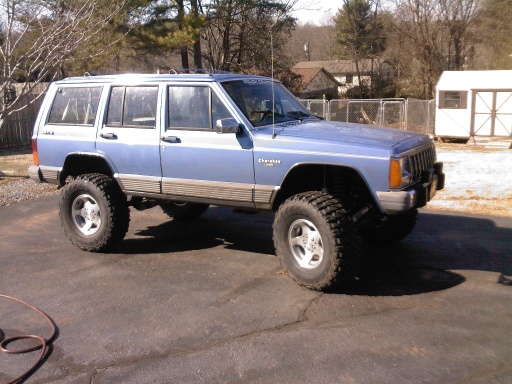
{"left": 273, "top": 192, "right": 360, "bottom": 291}
{"left": 360, "top": 209, "right": 418, "bottom": 244}
{"left": 59, "top": 174, "right": 130, "bottom": 252}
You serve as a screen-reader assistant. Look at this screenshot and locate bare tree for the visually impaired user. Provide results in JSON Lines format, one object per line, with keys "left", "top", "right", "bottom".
{"left": 286, "top": 23, "right": 337, "bottom": 62}
{"left": 390, "top": 0, "right": 445, "bottom": 98}
{"left": 0, "top": 0, "right": 126, "bottom": 131}
{"left": 476, "top": 0, "right": 512, "bottom": 69}
{"left": 201, "top": 0, "right": 298, "bottom": 73}
{"left": 388, "top": 0, "right": 479, "bottom": 98}
{"left": 439, "top": 0, "right": 480, "bottom": 70}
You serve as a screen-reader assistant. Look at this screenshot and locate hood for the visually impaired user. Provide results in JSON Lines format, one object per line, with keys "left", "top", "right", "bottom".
{"left": 254, "top": 120, "right": 432, "bottom": 151}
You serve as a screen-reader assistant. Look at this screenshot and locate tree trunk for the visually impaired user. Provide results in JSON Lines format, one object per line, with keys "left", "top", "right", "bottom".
{"left": 191, "top": 0, "right": 202, "bottom": 69}
{"left": 177, "top": 0, "right": 190, "bottom": 69}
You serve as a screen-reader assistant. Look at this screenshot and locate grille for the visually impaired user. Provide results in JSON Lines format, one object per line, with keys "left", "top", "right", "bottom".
{"left": 408, "top": 145, "right": 436, "bottom": 181}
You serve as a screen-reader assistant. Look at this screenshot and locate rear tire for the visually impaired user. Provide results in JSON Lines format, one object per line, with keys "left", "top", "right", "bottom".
{"left": 160, "top": 201, "right": 209, "bottom": 220}
{"left": 273, "top": 192, "right": 360, "bottom": 291}
{"left": 59, "top": 174, "right": 130, "bottom": 252}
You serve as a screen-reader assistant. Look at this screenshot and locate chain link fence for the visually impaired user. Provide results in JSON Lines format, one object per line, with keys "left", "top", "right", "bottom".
{"left": 1, "top": 88, "right": 435, "bottom": 149}
{"left": 301, "top": 98, "right": 435, "bottom": 136}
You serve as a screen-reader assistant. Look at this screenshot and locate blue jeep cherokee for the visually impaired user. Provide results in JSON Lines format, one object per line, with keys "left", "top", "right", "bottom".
{"left": 29, "top": 72, "right": 444, "bottom": 290}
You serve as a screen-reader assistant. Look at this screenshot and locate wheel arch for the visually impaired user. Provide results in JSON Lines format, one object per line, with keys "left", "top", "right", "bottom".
{"left": 272, "top": 163, "right": 378, "bottom": 211}
{"left": 60, "top": 153, "right": 116, "bottom": 185}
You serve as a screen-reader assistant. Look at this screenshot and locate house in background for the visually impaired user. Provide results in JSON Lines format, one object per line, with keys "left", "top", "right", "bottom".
{"left": 292, "top": 67, "right": 339, "bottom": 99}
{"left": 292, "top": 59, "right": 396, "bottom": 98}
{"left": 435, "top": 70, "right": 512, "bottom": 139}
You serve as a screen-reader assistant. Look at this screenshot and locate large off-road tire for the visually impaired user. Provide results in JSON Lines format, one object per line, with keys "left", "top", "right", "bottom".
{"left": 59, "top": 173, "right": 130, "bottom": 252}
{"left": 160, "top": 201, "right": 209, "bottom": 220}
{"left": 273, "top": 191, "right": 361, "bottom": 291}
{"left": 359, "top": 208, "right": 418, "bottom": 244}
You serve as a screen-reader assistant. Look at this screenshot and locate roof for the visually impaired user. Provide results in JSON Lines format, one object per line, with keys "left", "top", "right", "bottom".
{"left": 292, "top": 67, "right": 339, "bottom": 91}
{"left": 436, "top": 70, "right": 512, "bottom": 91}
{"left": 293, "top": 60, "right": 380, "bottom": 74}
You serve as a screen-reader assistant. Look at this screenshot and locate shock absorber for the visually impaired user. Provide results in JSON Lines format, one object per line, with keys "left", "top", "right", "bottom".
{"left": 326, "top": 168, "right": 375, "bottom": 225}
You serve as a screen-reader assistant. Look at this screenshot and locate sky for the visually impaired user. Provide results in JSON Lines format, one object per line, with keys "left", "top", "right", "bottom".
{"left": 291, "top": 0, "right": 342, "bottom": 25}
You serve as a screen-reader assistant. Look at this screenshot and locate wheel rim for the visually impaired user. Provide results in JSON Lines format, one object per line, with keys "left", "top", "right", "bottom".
{"left": 71, "top": 194, "right": 101, "bottom": 236}
{"left": 288, "top": 219, "right": 324, "bottom": 269}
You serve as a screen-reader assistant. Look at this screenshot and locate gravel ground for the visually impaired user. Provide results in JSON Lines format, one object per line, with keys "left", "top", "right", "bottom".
{"left": 1, "top": 141, "right": 511, "bottom": 216}
{"left": 0, "top": 178, "right": 59, "bottom": 206}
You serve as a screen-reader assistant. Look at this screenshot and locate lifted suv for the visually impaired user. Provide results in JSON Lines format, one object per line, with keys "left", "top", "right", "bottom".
{"left": 29, "top": 72, "right": 444, "bottom": 290}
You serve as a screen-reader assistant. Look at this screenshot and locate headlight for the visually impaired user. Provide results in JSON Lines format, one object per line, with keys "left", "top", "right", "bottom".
{"left": 389, "top": 157, "right": 412, "bottom": 189}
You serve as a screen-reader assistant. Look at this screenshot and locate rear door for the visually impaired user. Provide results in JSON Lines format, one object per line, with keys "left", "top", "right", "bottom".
{"left": 96, "top": 84, "right": 162, "bottom": 194}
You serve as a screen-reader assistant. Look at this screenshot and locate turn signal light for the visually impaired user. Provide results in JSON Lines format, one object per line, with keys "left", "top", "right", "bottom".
{"left": 389, "top": 159, "right": 402, "bottom": 188}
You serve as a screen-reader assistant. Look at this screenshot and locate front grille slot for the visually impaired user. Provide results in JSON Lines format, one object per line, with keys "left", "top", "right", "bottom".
{"left": 408, "top": 146, "right": 436, "bottom": 181}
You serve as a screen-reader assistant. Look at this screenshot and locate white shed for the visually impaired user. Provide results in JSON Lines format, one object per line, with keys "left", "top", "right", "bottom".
{"left": 435, "top": 70, "right": 512, "bottom": 139}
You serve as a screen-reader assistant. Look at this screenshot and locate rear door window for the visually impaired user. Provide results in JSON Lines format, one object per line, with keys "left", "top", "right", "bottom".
{"left": 106, "top": 86, "right": 158, "bottom": 128}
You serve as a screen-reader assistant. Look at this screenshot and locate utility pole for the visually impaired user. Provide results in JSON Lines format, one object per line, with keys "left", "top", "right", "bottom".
{"left": 304, "top": 41, "right": 310, "bottom": 61}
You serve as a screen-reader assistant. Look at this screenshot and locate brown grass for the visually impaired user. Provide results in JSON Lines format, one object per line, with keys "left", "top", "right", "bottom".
{"left": 0, "top": 146, "right": 33, "bottom": 186}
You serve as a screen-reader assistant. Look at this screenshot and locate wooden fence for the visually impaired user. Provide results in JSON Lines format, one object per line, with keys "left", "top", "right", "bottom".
{"left": 0, "top": 83, "right": 48, "bottom": 148}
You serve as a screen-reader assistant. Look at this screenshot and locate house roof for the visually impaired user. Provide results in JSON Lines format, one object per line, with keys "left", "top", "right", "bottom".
{"left": 292, "top": 67, "right": 339, "bottom": 92}
{"left": 293, "top": 59, "right": 381, "bottom": 75}
{"left": 293, "top": 67, "right": 322, "bottom": 90}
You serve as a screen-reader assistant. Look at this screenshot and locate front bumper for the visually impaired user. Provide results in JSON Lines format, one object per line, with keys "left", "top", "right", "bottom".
{"left": 378, "top": 161, "right": 445, "bottom": 214}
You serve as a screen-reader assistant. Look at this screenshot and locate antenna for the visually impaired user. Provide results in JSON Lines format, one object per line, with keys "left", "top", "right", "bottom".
{"left": 271, "top": 33, "right": 275, "bottom": 138}
{"left": 271, "top": 23, "right": 276, "bottom": 139}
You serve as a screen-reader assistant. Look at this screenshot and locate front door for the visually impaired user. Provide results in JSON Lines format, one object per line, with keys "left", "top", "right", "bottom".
{"left": 159, "top": 84, "right": 255, "bottom": 208}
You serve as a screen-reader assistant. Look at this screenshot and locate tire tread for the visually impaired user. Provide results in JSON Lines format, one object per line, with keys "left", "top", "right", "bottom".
{"left": 59, "top": 173, "right": 130, "bottom": 252}
{"left": 273, "top": 191, "right": 360, "bottom": 291}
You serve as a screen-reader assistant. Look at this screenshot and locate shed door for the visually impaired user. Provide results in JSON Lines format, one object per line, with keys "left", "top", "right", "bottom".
{"left": 471, "top": 90, "right": 512, "bottom": 137}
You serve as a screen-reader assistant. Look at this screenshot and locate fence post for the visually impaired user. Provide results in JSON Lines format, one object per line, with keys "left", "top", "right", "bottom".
{"left": 403, "top": 99, "right": 408, "bottom": 131}
{"left": 426, "top": 99, "right": 431, "bottom": 135}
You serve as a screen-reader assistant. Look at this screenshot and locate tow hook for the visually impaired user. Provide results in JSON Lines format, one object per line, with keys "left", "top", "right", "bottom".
{"left": 351, "top": 206, "right": 370, "bottom": 223}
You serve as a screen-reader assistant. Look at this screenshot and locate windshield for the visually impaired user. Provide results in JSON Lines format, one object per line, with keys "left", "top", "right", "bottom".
{"left": 221, "top": 79, "right": 317, "bottom": 127}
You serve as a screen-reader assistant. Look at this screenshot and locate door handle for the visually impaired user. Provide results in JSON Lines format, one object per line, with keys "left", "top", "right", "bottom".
{"left": 100, "top": 132, "right": 118, "bottom": 139}
{"left": 162, "top": 135, "right": 181, "bottom": 143}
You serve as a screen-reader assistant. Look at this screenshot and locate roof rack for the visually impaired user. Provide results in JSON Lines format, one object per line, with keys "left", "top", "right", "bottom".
{"left": 156, "top": 68, "right": 231, "bottom": 75}
{"left": 84, "top": 70, "right": 125, "bottom": 76}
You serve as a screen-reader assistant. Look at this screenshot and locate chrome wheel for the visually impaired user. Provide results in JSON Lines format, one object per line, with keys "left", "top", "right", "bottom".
{"left": 288, "top": 218, "right": 324, "bottom": 269}
{"left": 72, "top": 194, "right": 101, "bottom": 235}
{"left": 274, "top": 192, "right": 360, "bottom": 290}
{"left": 60, "top": 174, "right": 130, "bottom": 251}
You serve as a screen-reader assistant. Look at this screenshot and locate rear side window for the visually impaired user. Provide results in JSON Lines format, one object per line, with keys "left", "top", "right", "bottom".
{"left": 47, "top": 87, "right": 102, "bottom": 125}
{"left": 106, "top": 86, "right": 158, "bottom": 128}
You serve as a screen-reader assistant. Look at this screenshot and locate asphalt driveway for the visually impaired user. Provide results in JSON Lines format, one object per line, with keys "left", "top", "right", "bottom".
{"left": 1, "top": 196, "right": 511, "bottom": 383}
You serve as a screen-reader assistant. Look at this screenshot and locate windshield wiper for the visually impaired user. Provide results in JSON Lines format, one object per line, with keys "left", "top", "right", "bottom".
{"left": 284, "top": 111, "right": 318, "bottom": 121}
{"left": 251, "top": 110, "right": 315, "bottom": 125}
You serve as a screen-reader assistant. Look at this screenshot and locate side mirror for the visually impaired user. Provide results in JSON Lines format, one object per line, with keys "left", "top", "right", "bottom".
{"left": 216, "top": 118, "right": 240, "bottom": 134}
